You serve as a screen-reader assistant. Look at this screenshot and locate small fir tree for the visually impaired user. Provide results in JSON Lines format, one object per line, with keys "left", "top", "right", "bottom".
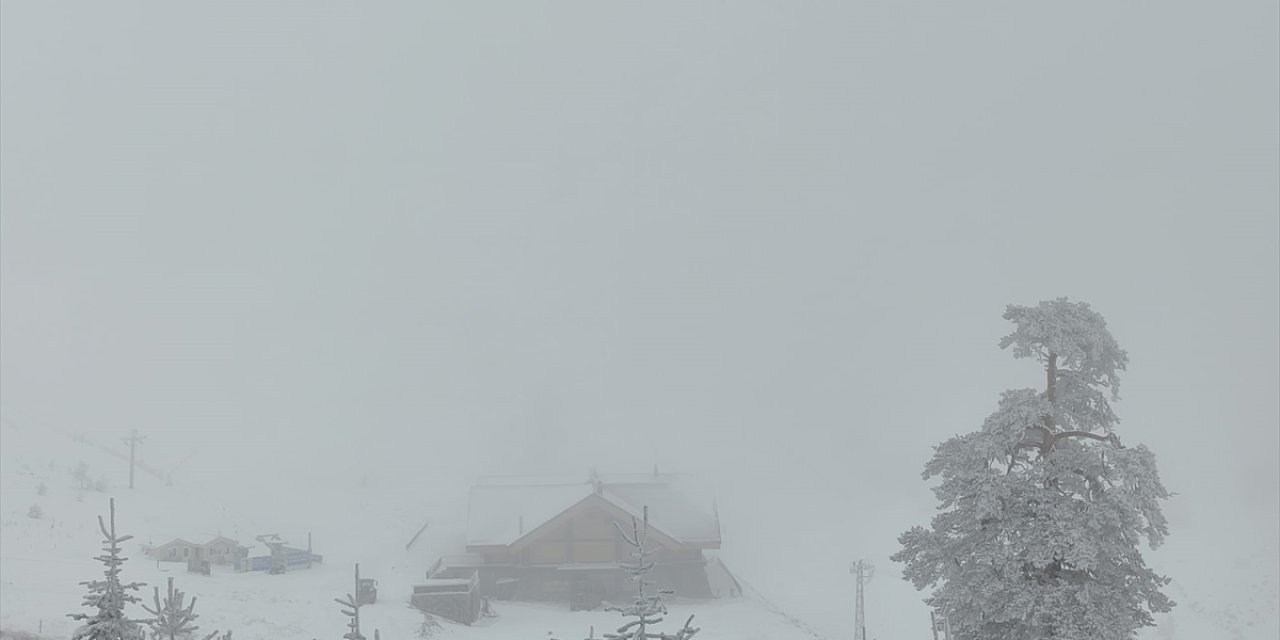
{"left": 68, "top": 498, "right": 147, "bottom": 640}
{"left": 142, "top": 577, "right": 200, "bottom": 639}
{"left": 599, "top": 506, "right": 698, "bottom": 640}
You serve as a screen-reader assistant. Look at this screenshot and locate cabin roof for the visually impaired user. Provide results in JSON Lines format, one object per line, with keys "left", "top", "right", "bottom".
{"left": 152, "top": 538, "right": 199, "bottom": 550}
{"left": 465, "top": 472, "right": 720, "bottom": 548}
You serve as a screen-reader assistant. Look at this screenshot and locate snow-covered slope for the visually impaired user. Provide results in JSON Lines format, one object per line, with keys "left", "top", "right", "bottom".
{"left": 0, "top": 420, "right": 827, "bottom": 640}
{"left": 3, "top": 418, "right": 1277, "bottom": 639}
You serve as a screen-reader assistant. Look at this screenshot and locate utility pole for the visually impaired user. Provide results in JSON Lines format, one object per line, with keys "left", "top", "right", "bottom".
{"left": 121, "top": 429, "right": 147, "bottom": 489}
{"left": 850, "top": 559, "right": 875, "bottom": 640}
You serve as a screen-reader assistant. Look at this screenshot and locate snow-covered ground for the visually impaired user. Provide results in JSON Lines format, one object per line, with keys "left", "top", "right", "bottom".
{"left": 2, "top": 418, "right": 1276, "bottom": 639}
{"left": 0, "top": 420, "right": 826, "bottom": 640}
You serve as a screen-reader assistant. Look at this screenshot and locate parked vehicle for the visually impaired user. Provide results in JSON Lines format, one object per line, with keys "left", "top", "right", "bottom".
{"left": 357, "top": 577, "right": 378, "bottom": 605}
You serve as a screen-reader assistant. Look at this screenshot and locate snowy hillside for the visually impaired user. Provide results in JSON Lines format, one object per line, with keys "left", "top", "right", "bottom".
{"left": 4, "top": 417, "right": 1278, "bottom": 639}
{"left": 0, "top": 420, "right": 830, "bottom": 640}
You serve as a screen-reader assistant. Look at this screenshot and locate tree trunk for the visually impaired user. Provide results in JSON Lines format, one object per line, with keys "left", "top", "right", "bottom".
{"left": 1038, "top": 352, "right": 1058, "bottom": 454}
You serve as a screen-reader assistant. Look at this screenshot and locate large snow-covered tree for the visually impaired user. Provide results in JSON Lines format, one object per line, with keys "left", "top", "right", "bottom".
{"left": 893, "top": 299, "right": 1174, "bottom": 640}
{"left": 68, "top": 498, "right": 147, "bottom": 640}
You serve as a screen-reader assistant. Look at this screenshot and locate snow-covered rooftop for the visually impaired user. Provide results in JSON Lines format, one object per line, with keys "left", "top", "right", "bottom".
{"left": 465, "top": 472, "right": 720, "bottom": 548}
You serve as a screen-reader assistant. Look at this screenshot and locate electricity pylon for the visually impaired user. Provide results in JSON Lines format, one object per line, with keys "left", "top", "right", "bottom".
{"left": 121, "top": 429, "right": 147, "bottom": 489}
{"left": 850, "top": 559, "right": 875, "bottom": 640}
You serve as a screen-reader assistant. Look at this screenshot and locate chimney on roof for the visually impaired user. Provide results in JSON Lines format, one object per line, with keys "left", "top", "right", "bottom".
{"left": 589, "top": 468, "right": 602, "bottom": 494}
{"left": 653, "top": 464, "right": 658, "bottom": 478}
{"left": 518, "top": 515, "right": 524, "bottom": 535}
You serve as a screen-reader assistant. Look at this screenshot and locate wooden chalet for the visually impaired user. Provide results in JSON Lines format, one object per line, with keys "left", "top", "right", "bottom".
{"left": 425, "top": 471, "right": 723, "bottom": 607}
{"left": 204, "top": 535, "right": 241, "bottom": 565}
{"left": 145, "top": 538, "right": 205, "bottom": 563}
{"left": 144, "top": 535, "right": 242, "bottom": 565}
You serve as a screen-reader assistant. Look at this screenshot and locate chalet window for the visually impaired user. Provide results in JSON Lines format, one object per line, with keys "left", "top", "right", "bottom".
{"left": 168, "top": 549, "right": 176, "bottom": 558}
{"left": 184, "top": 548, "right": 189, "bottom": 558}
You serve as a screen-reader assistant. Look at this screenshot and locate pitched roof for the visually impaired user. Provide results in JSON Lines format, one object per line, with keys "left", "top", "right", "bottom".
{"left": 508, "top": 492, "right": 686, "bottom": 552}
{"left": 466, "top": 480, "right": 593, "bottom": 547}
{"left": 151, "top": 538, "right": 199, "bottom": 550}
{"left": 465, "top": 472, "right": 720, "bottom": 548}
{"left": 602, "top": 480, "right": 721, "bottom": 545}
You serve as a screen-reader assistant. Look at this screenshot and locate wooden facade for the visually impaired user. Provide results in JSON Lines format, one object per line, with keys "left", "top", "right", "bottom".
{"left": 146, "top": 539, "right": 204, "bottom": 563}
{"left": 204, "top": 536, "right": 240, "bottom": 565}
{"left": 429, "top": 473, "right": 722, "bottom": 607}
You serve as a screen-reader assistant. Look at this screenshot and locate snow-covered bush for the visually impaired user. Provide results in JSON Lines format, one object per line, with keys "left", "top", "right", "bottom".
{"left": 72, "top": 461, "right": 90, "bottom": 490}
{"left": 415, "top": 612, "right": 441, "bottom": 638}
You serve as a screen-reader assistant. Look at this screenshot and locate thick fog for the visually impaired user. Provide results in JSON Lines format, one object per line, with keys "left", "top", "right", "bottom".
{"left": 2, "top": 2, "right": 1277, "bottom": 638}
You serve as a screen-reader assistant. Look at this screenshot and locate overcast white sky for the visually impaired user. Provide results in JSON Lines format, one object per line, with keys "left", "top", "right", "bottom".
{"left": 2, "top": 1, "right": 1277, "bottom": 635}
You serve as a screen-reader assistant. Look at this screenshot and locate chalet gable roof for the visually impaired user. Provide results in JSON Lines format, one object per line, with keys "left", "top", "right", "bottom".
{"left": 150, "top": 536, "right": 240, "bottom": 551}
{"left": 507, "top": 492, "right": 684, "bottom": 552}
{"left": 151, "top": 538, "right": 199, "bottom": 551}
{"left": 465, "top": 472, "right": 720, "bottom": 549}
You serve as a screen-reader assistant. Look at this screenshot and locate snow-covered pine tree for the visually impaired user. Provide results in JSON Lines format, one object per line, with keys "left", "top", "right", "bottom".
{"left": 68, "top": 498, "right": 147, "bottom": 640}
{"left": 893, "top": 298, "right": 1174, "bottom": 640}
{"left": 199, "top": 631, "right": 231, "bottom": 640}
{"left": 142, "top": 577, "right": 200, "bottom": 639}
{"left": 598, "top": 506, "right": 698, "bottom": 640}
